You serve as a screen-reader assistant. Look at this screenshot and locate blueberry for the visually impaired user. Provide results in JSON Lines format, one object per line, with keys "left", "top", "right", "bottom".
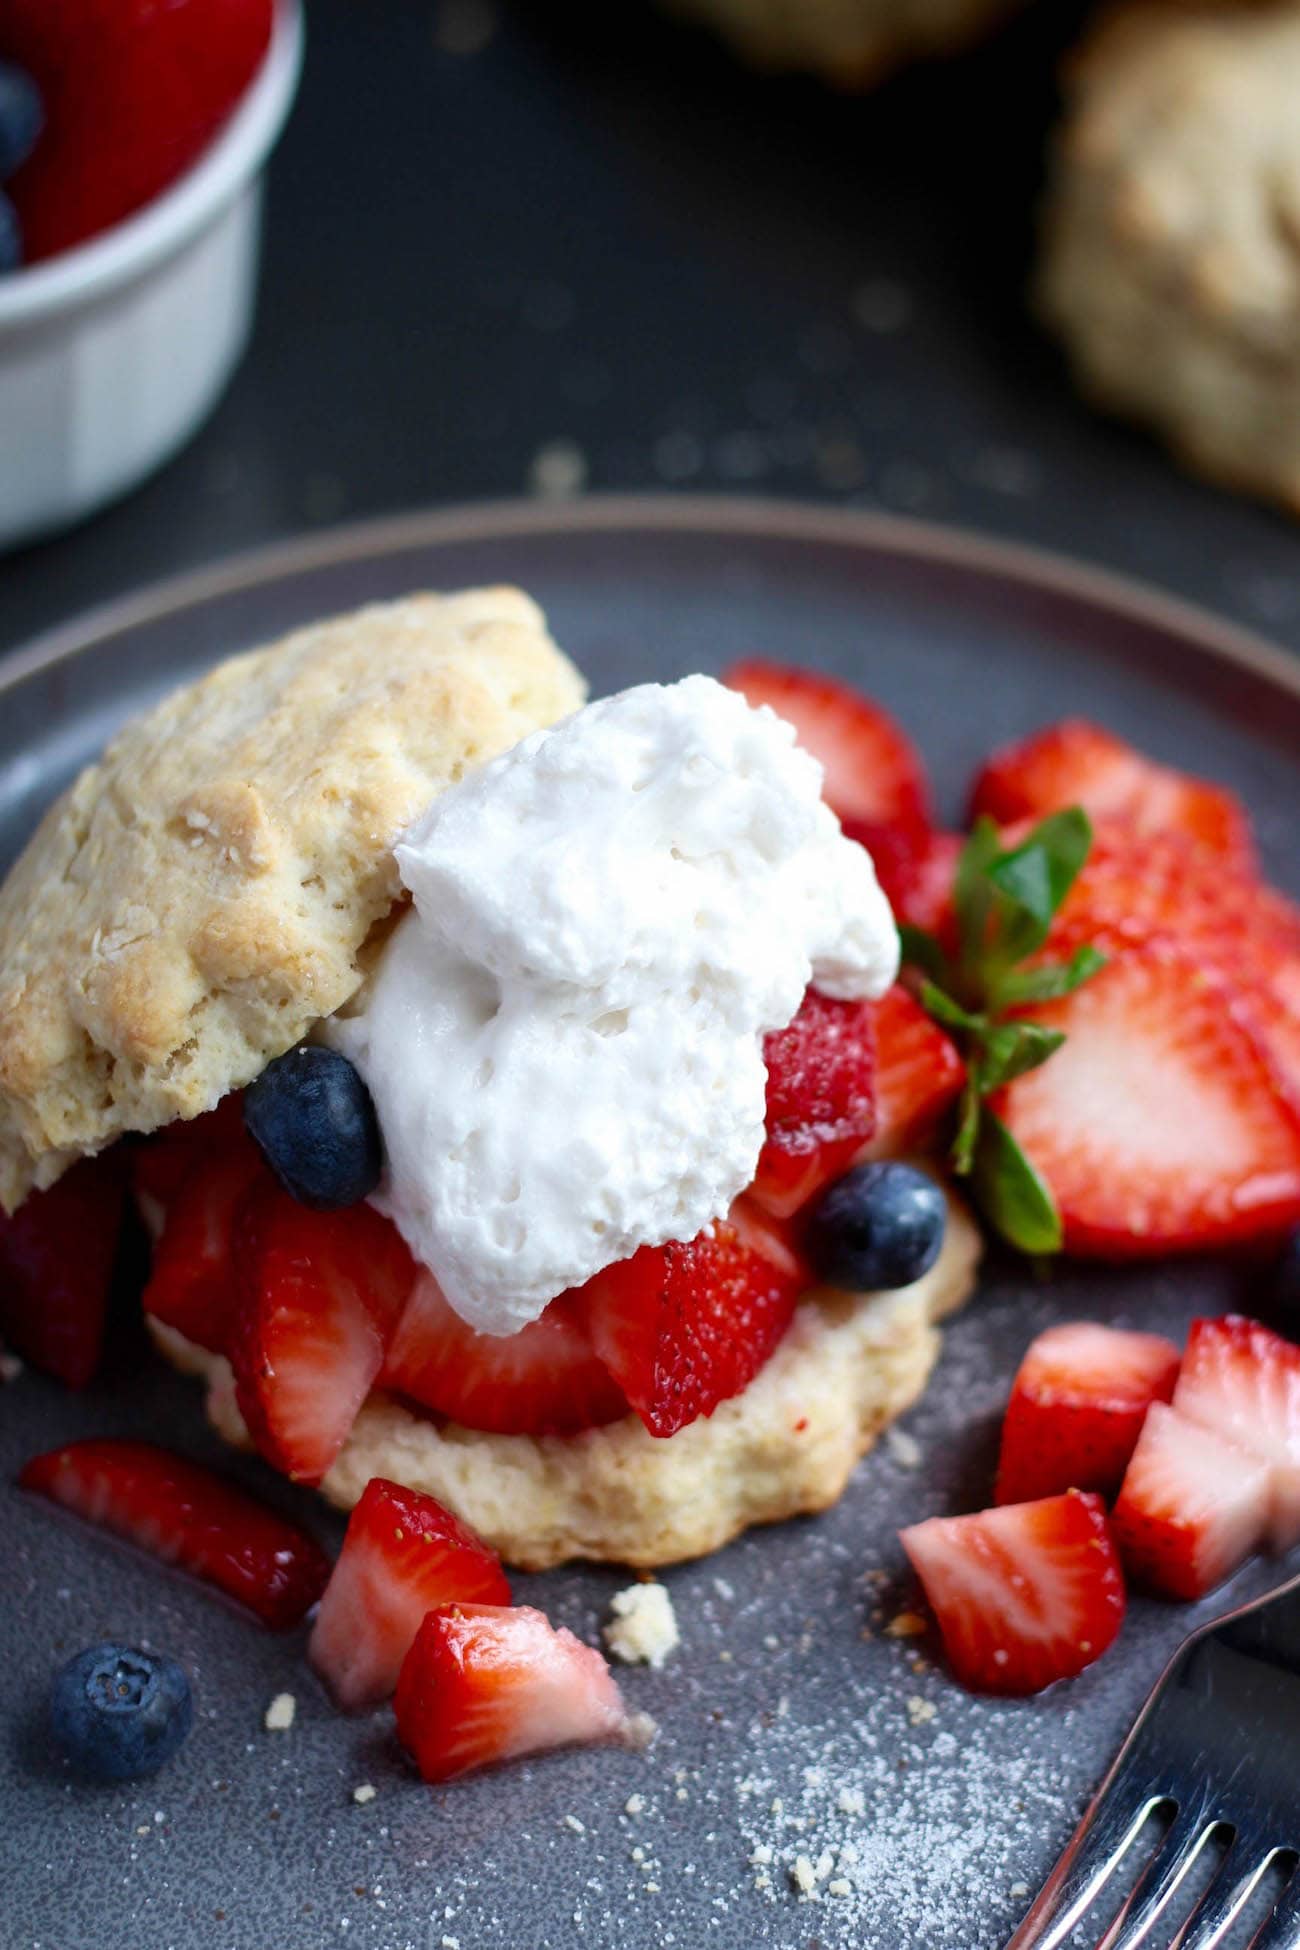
{"left": 50, "top": 1644, "right": 192, "bottom": 1782}
{"left": 0, "top": 62, "right": 41, "bottom": 181}
{"left": 806, "top": 1161, "right": 947, "bottom": 1292}
{"left": 0, "top": 192, "right": 20, "bottom": 275}
{"left": 244, "top": 1044, "right": 383, "bottom": 1210}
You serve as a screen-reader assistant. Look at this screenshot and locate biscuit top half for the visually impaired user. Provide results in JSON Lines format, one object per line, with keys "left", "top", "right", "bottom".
{"left": 0, "top": 588, "right": 587, "bottom": 1212}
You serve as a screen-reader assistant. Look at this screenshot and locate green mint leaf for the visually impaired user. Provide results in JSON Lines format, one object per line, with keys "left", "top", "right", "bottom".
{"left": 897, "top": 924, "right": 948, "bottom": 986}
{"left": 971, "top": 1109, "right": 1063, "bottom": 1253}
{"left": 987, "top": 943, "right": 1108, "bottom": 1010}
{"left": 950, "top": 1069, "right": 983, "bottom": 1176}
{"left": 976, "top": 1020, "right": 1067, "bottom": 1094}
{"left": 919, "top": 981, "right": 986, "bottom": 1036}
{"left": 985, "top": 808, "right": 1094, "bottom": 962}
{"left": 953, "top": 816, "right": 1002, "bottom": 976}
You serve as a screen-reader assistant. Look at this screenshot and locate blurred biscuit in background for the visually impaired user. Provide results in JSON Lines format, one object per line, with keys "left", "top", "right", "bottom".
{"left": 660, "top": 0, "right": 1028, "bottom": 86}
{"left": 1038, "top": 1, "right": 1300, "bottom": 516}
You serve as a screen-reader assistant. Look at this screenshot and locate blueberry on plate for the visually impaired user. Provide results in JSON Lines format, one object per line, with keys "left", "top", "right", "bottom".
{"left": 806, "top": 1160, "right": 947, "bottom": 1292}
{"left": 244, "top": 1044, "right": 383, "bottom": 1210}
{"left": 0, "top": 192, "right": 21, "bottom": 275}
{"left": 50, "top": 1644, "right": 193, "bottom": 1782}
{"left": 0, "top": 61, "right": 42, "bottom": 182}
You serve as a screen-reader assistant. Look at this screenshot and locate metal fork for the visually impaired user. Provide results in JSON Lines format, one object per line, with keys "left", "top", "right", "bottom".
{"left": 1007, "top": 1571, "right": 1300, "bottom": 1950}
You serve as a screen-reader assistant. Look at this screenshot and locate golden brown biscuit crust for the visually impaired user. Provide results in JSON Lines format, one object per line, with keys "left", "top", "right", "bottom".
{"left": 152, "top": 1191, "right": 980, "bottom": 1571}
{"left": 0, "top": 590, "right": 585, "bottom": 1211}
{"left": 662, "top": 0, "right": 1024, "bottom": 87}
{"left": 1039, "top": 2, "right": 1300, "bottom": 514}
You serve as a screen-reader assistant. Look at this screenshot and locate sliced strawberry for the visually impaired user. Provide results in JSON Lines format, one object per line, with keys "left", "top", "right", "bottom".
{"left": 230, "top": 1187, "right": 416, "bottom": 1485}
{"left": 142, "top": 1134, "right": 269, "bottom": 1353}
{"left": 751, "top": 987, "right": 877, "bottom": 1219}
{"left": 900, "top": 1489, "right": 1125, "bottom": 1696}
{"left": 970, "top": 719, "right": 1255, "bottom": 869}
{"left": 309, "top": 1477, "right": 510, "bottom": 1709}
{"left": 994, "top": 941, "right": 1300, "bottom": 1254}
{"left": 721, "top": 659, "right": 931, "bottom": 831}
{"left": 1173, "top": 1315, "right": 1300, "bottom": 1550}
{"left": 841, "top": 823, "right": 961, "bottom": 941}
{"left": 861, "top": 985, "right": 965, "bottom": 1160}
{"left": 131, "top": 1093, "right": 248, "bottom": 1212}
{"left": 19, "top": 1437, "right": 330, "bottom": 1628}
{"left": 1110, "top": 1402, "right": 1271, "bottom": 1601}
{"left": 994, "top": 1323, "right": 1180, "bottom": 1505}
{"left": 579, "top": 1211, "right": 803, "bottom": 1438}
{"left": 394, "top": 1603, "right": 639, "bottom": 1783}
{"left": 0, "top": 1153, "right": 127, "bottom": 1388}
{"left": 383, "top": 1275, "right": 627, "bottom": 1437}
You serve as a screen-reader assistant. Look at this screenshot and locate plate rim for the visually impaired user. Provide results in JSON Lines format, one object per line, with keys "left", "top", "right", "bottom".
{"left": 5, "top": 492, "right": 1299, "bottom": 703}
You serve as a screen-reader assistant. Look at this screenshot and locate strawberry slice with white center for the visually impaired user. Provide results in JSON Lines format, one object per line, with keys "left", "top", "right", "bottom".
{"left": 970, "top": 719, "right": 1255, "bottom": 870}
{"left": 383, "top": 1276, "right": 628, "bottom": 1436}
{"left": 861, "top": 985, "right": 965, "bottom": 1160}
{"left": 994, "top": 941, "right": 1300, "bottom": 1254}
{"left": 1111, "top": 1401, "right": 1272, "bottom": 1600}
{"left": 0, "top": 1152, "right": 126, "bottom": 1389}
{"left": 840, "top": 823, "right": 962, "bottom": 941}
{"left": 751, "top": 987, "right": 877, "bottom": 1219}
{"left": 19, "top": 1437, "right": 331, "bottom": 1628}
{"left": 143, "top": 1134, "right": 269, "bottom": 1353}
{"left": 394, "top": 1603, "right": 643, "bottom": 1783}
{"left": 995, "top": 1322, "right": 1181, "bottom": 1505}
{"left": 721, "top": 659, "right": 932, "bottom": 832}
{"left": 230, "top": 1186, "right": 416, "bottom": 1485}
{"left": 1172, "top": 1315, "right": 1300, "bottom": 1550}
{"left": 309, "top": 1477, "right": 510, "bottom": 1709}
{"left": 900, "top": 1489, "right": 1126, "bottom": 1696}
{"left": 578, "top": 1202, "right": 803, "bottom": 1438}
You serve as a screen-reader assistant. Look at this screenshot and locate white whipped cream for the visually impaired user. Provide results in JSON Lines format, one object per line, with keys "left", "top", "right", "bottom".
{"left": 328, "top": 675, "right": 898, "bottom": 1336}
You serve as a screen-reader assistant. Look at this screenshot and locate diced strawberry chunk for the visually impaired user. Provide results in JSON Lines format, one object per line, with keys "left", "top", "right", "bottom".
{"left": 1111, "top": 1401, "right": 1271, "bottom": 1601}
{"left": 579, "top": 1209, "right": 803, "bottom": 1438}
{"left": 861, "top": 985, "right": 965, "bottom": 1160}
{"left": 394, "top": 1603, "right": 640, "bottom": 1783}
{"left": 721, "top": 659, "right": 931, "bottom": 832}
{"left": 309, "top": 1478, "right": 510, "bottom": 1709}
{"left": 751, "top": 988, "right": 877, "bottom": 1219}
{"left": 970, "top": 719, "right": 1255, "bottom": 870}
{"left": 142, "top": 1133, "right": 269, "bottom": 1353}
{"left": 995, "top": 1323, "right": 1181, "bottom": 1505}
{"left": 131, "top": 1093, "right": 248, "bottom": 1212}
{"left": 900, "top": 1489, "right": 1125, "bottom": 1696}
{"left": 19, "top": 1437, "right": 330, "bottom": 1628}
{"left": 383, "top": 1275, "right": 627, "bottom": 1437}
{"left": 994, "top": 941, "right": 1300, "bottom": 1254}
{"left": 0, "top": 1153, "right": 126, "bottom": 1388}
{"left": 230, "top": 1187, "right": 416, "bottom": 1485}
{"left": 1173, "top": 1315, "right": 1300, "bottom": 1550}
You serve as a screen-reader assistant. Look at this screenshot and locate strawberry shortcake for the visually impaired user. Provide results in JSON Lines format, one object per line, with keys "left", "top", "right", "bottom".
{"left": 0, "top": 588, "right": 979, "bottom": 1571}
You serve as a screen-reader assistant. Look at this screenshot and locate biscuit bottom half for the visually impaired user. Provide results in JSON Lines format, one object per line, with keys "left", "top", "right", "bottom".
{"left": 149, "top": 1192, "right": 980, "bottom": 1572}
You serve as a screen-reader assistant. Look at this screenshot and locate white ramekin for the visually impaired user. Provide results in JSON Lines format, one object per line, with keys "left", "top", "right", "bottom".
{"left": 0, "top": 0, "right": 302, "bottom": 551}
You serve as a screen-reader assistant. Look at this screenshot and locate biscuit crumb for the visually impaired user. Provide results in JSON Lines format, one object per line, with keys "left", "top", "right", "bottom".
{"left": 829, "top": 1877, "right": 853, "bottom": 1897}
{"left": 1010, "top": 1881, "right": 1030, "bottom": 1898}
{"left": 528, "top": 439, "right": 588, "bottom": 500}
{"left": 906, "top": 1696, "right": 937, "bottom": 1727}
{"left": 791, "top": 1855, "right": 818, "bottom": 1895}
{"left": 352, "top": 1784, "right": 376, "bottom": 1806}
{"left": 604, "top": 1581, "right": 680, "bottom": 1667}
{"left": 885, "top": 1611, "right": 928, "bottom": 1639}
{"left": 263, "top": 1693, "right": 296, "bottom": 1732}
{"left": 563, "top": 1814, "right": 585, "bottom": 1834}
{"left": 885, "top": 1427, "right": 923, "bottom": 1469}
{"left": 836, "top": 1785, "right": 865, "bottom": 1816}
{"left": 624, "top": 1793, "right": 646, "bottom": 1817}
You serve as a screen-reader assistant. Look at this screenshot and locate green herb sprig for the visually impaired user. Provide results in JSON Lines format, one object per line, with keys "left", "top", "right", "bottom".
{"left": 899, "top": 808, "right": 1105, "bottom": 1255}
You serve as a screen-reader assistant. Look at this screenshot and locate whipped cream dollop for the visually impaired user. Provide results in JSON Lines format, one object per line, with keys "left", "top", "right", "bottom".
{"left": 328, "top": 675, "right": 899, "bottom": 1336}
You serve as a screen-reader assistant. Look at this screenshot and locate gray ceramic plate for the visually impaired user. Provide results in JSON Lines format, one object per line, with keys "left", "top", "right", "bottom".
{"left": 5, "top": 498, "right": 1300, "bottom": 1950}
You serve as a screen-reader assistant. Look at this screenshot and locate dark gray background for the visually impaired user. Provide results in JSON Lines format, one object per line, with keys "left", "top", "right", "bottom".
{"left": 3, "top": 0, "right": 1300, "bottom": 662}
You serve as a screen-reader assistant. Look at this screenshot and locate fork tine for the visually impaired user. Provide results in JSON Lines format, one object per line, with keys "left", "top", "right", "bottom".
{"left": 1095, "top": 1804, "right": 1221, "bottom": 1950}
{"left": 1248, "top": 1876, "right": 1300, "bottom": 1950}
{"left": 1170, "top": 1846, "right": 1280, "bottom": 1950}
{"left": 1006, "top": 1790, "right": 1168, "bottom": 1949}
